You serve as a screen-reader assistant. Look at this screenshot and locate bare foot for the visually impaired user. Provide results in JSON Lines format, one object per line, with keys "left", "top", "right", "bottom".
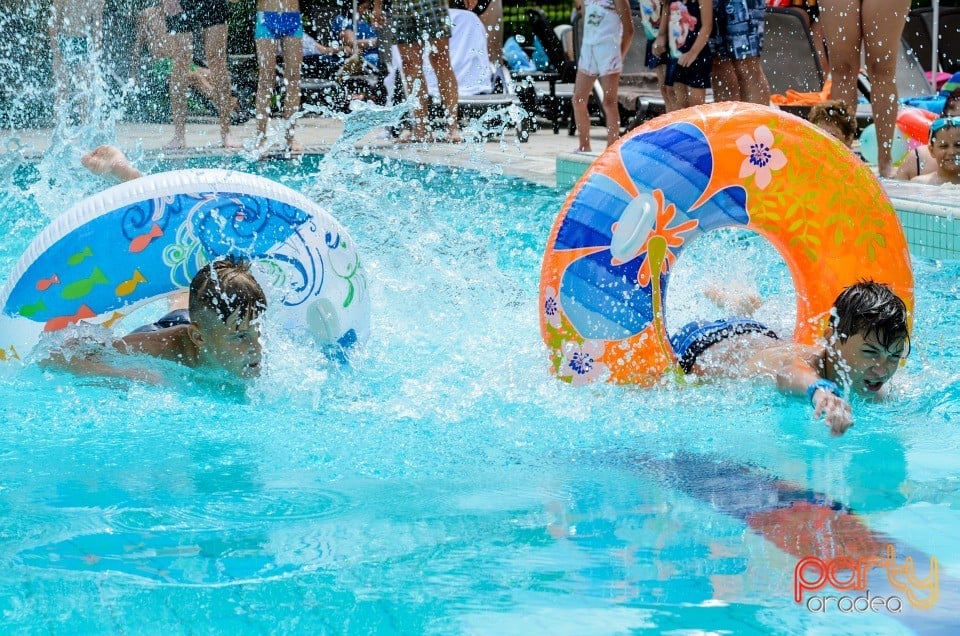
{"left": 704, "top": 286, "right": 763, "bottom": 317}
{"left": 81, "top": 145, "right": 142, "bottom": 182}
{"left": 221, "top": 133, "right": 241, "bottom": 149}
{"left": 442, "top": 125, "right": 463, "bottom": 143}
{"left": 397, "top": 131, "right": 430, "bottom": 144}
{"left": 162, "top": 136, "right": 185, "bottom": 151}
{"left": 286, "top": 137, "right": 304, "bottom": 153}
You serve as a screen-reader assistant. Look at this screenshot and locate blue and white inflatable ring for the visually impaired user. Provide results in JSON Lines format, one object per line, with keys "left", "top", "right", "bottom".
{"left": 0, "top": 169, "right": 369, "bottom": 363}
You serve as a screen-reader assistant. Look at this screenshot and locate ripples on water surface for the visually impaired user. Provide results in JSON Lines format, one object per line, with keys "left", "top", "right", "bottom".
{"left": 0, "top": 148, "right": 958, "bottom": 634}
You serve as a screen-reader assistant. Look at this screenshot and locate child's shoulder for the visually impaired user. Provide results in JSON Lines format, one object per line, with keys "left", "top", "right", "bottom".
{"left": 121, "top": 324, "right": 198, "bottom": 365}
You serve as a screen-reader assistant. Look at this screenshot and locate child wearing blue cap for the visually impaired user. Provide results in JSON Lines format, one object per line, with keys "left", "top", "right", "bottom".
{"left": 911, "top": 116, "right": 960, "bottom": 186}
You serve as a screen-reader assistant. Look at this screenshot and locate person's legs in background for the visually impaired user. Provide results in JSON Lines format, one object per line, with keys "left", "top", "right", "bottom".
{"left": 572, "top": 70, "right": 597, "bottom": 151}
{"left": 280, "top": 34, "right": 304, "bottom": 150}
{"left": 861, "top": 0, "right": 911, "bottom": 177}
{"left": 202, "top": 22, "right": 237, "bottom": 147}
{"left": 165, "top": 31, "right": 192, "bottom": 149}
{"left": 254, "top": 34, "right": 279, "bottom": 147}
{"left": 426, "top": 36, "right": 461, "bottom": 141}
{"left": 599, "top": 72, "right": 621, "bottom": 147}
{"left": 397, "top": 41, "right": 431, "bottom": 141}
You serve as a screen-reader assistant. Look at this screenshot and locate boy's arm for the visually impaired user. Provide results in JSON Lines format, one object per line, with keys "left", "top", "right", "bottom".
{"left": 678, "top": 0, "right": 712, "bottom": 66}
{"left": 615, "top": 0, "right": 635, "bottom": 60}
{"left": 750, "top": 344, "right": 854, "bottom": 436}
{"left": 40, "top": 338, "right": 165, "bottom": 384}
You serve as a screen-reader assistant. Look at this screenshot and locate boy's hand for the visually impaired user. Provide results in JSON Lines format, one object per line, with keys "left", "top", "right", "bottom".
{"left": 812, "top": 389, "right": 853, "bottom": 436}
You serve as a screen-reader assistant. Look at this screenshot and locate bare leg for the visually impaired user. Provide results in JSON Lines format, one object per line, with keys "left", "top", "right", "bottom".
{"left": 166, "top": 32, "right": 192, "bottom": 149}
{"left": 657, "top": 65, "right": 679, "bottom": 112}
{"left": 281, "top": 35, "right": 304, "bottom": 151}
{"left": 686, "top": 86, "right": 707, "bottom": 107}
{"left": 203, "top": 23, "right": 237, "bottom": 148}
{"left": 733, "top": 57, "right": 770, "bottom": 105}
{"left": 397, "top": 41, "right": 430, "bottom": 141}
{"left": 81, "top": 145, "right": 142, "bottom": 182}
{"left": 598, "top": 72, "right": 621, "bottom": 148}
{"left": 704, "top": 285, "right": 762, "bottom": 316}
{"left": 862, "top": 0, "right": 911, "bottom": 177}
{"left": 572, "top": 70, "right": 596, "bottom": 151}
{"left": 478, "top": 0, "right": 504, "bottom": 67}
{"left": 819, "top": 0, "right": 862, "bottom": 114}
{"left": 255, "top": 37, "right": 279, "bottom": 147}
{"left": 710, "top": 59, "right": 739, "bottom": 102}
{"left": 427, "top": 36, "right": 461, "bottom": 142}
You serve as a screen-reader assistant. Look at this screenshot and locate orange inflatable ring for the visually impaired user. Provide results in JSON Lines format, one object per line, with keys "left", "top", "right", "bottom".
{"left": 896, "top": 107, "right": 938, "bottom": 144}
{"left": 539, "top": 103, "right": 914, "bottom": 386}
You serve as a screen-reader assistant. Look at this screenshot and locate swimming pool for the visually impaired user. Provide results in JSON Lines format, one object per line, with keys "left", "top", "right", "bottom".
{"left": 0, "top": 149, "right": 958, "bottom": 633}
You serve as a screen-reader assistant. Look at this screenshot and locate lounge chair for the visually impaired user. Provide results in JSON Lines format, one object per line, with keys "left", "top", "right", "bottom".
{"left": 761, "top": 7, "right": 825, "bottom": 97}
{"left": 907, "top": 7, "right": 960, "bottom": 75}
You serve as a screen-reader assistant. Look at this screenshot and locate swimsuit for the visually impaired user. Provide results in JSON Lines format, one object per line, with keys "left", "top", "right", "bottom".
{"left": 669, "top": 318, "right": 779, "bottom": 374}
{"left": 129, "top": 308, "right": 191, "bottom": 334}
{"left": 165, "top": 0, "right": 230, "bottom": 34}
{"left": 254, "top": 11, "right": 304, "bottom": 40}
{"left": 663, "top": 0, "right": 713, "bottom": 89}
{"left": 710, "top": 0, "right": 766, "bottom": 61}
{"left": 389, "top": 0, "right": 452, "bottom": 45}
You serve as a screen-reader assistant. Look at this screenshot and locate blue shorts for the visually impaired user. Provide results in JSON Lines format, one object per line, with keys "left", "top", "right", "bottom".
{"left": 255, "top": 12, "right": 304, "bottom": 40}
{"left": 129, "top": 309, "right": 191, "bottom": 334}
{"left": 663, "top": 49, "right": 714, "bottom": 89}
{"left": 710, "top": 0, "right": 766, "bottom": 61}
{"left": 669, "top": 318, "right": 778, "bottom": 374}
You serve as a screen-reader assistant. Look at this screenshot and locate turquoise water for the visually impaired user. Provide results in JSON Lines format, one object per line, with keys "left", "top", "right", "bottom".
{"left": 1, "top": 151, "right": 959, "bottom": 633}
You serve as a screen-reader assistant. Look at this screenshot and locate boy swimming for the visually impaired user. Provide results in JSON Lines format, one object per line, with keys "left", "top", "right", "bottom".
{"left": 671, "top": 280, "right": 910, "bottom": 436}
{"left": 44, "top": 147, "right": 267, "bottom": 383}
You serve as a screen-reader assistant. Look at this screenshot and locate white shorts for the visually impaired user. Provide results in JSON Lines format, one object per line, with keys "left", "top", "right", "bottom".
{"left": 578, "top": 40, "right": 623, "bottom": 77}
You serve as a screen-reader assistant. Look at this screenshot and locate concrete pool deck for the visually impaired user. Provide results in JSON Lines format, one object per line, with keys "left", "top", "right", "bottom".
{"left": 6, "top": 113, "right": 959, "bottom": 259}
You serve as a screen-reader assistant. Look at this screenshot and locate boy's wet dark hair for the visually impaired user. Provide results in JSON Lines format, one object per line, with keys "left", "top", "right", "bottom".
{"left": 830, "top": 280, "right": 910, "bottom": 354}
{"left": 808, "top": 99, "right": 857, "bottom": 144}
{"left": 189, "top": 257, "right": 267, "bottom": 326}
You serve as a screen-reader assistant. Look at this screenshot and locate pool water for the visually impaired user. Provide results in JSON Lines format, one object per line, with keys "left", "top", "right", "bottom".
{"left": 1, "top": 149, "right": 959, "bottom": 634}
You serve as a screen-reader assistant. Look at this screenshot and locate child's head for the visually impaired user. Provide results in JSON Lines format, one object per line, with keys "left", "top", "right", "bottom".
{"left": 808, "top": 100, "right": 857, "bottom": 148}
{"left": 928, "top": 116, "right": 960, "bottom": 176}
{"left": 188, "top": 258, "right": 267, "bottom": 378}
{"left": 827, "top": 280, "right": 910, "bottom": 396}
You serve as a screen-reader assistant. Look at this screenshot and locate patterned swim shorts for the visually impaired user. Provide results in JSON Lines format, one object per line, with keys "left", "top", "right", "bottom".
{"left": 710, "top": 0, "right": 766, "bottom": 61}
{"left": 389, "top": 0, "right": 452, "bottom": 45}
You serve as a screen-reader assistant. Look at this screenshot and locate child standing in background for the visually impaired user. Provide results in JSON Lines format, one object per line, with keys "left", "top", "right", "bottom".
{"left": 254, "top": 0, "right": 304, "bottom": 155}
{"left": 640, "top": 0, "right": 678, "bottom": 112}
{"left": 49, "top": 0, "right": 105, "bottom": 124}
{"left": 659, "top": 0, "right": 712, "bottom": 109}
{"left": 573, "top": 0, "right": 635, "bottom": 152}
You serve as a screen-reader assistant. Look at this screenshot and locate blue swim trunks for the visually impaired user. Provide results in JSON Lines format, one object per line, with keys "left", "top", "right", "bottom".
{"left": 129, "top": 309, "right": 191, "bottom": 334}
{"left": 669, "top": 318, "right": 778, "bottom": 374}
{"left": 255, "top": 11, "right": 304, "bottom": 40}
{"left": 710, "top": 0, "right": 766, "bottom": 61}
